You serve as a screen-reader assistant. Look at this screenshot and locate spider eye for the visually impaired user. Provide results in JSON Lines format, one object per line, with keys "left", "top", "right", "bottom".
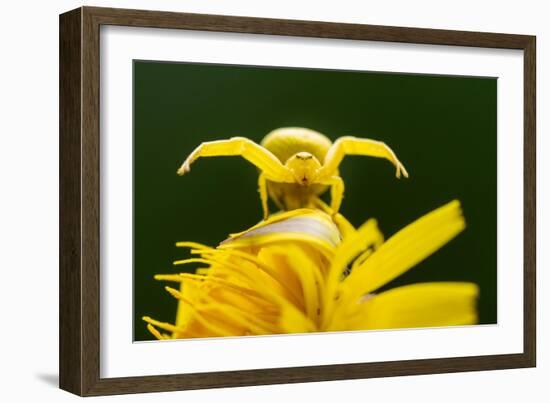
{"left": 295, "top": 152, "right": 313, "bottom": 160}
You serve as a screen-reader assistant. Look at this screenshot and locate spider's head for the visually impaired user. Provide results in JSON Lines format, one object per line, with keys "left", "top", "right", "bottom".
{"left": 285, "top": 152, "right": 322, "bottom": 186}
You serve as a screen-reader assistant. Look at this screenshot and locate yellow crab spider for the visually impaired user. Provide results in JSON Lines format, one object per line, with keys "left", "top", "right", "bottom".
{"left": 177, "top": 127, "right": 409, "bottom": 219}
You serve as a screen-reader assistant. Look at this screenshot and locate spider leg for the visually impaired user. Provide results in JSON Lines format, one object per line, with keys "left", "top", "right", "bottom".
{"left": 319, "top": 136, "right": 409, "bottom": 180}
{"left": 312, "top": 197, "right": 332, "bottom": 214}
{"left": 267, "top": 185, "right": 286, "bottom": 211}
{"left": 177, "top": 137, "right": 293, "bottom": 181}
{"left": 312, "top": 197, "right": 355, "bottom": 238}
{"left": 258, "top": 172, "right": 270, "bottom": 220}
{"left": 319, "top": 176, "right": 345, "bottom": 214}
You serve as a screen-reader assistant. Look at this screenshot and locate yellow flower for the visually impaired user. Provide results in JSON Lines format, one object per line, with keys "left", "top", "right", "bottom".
{"left": 143, "top": 200, "right": 478, "bottom": 339}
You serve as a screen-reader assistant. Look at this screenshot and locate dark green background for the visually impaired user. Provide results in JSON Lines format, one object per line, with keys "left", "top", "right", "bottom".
{"left": 134, "top": 61, "right": 497, "bottom": 341}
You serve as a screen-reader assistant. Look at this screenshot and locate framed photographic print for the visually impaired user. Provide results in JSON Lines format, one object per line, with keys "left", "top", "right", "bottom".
{"left": 59, "top": 6, "right": 536, "bottom": 396}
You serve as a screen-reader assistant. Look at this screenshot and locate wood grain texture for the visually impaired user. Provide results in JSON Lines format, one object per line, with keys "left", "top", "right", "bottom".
{"left": 59, "top": 6, "right": 537, "bottom": 396}
{"left": 80, "top": 7, "right": 102, "bottom": 395}
{"left": 59, "top": 8, "right": 82, "bottom": 396}
{"left": 523, "top": 38, "right": 536, "bottom": 367}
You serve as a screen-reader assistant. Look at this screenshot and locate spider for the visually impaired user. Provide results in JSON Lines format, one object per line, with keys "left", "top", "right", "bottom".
{"left": 177, "top": 127, "right": 409, "bottom": 219}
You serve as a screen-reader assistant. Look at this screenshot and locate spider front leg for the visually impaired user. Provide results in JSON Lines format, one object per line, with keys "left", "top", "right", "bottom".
{"left": 320, "top": 136, "right": 409, "bottom": 179}
{"left": 258, "top": 172, "right": 270, "bottom": 220}
{"left": 319, "top": 176, "right": 345, "bottom": 214}
{"left": 177, "top": 137, "right": 293, "bottom": 181}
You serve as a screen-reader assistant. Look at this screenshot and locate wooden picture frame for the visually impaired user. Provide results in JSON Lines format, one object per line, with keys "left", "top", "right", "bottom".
{"left": 59, "top": 6, "right": 536, "bottom": 396}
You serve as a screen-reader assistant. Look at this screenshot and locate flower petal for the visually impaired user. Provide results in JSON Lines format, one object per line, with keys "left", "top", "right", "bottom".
{"left": 321, "top": 218, "right": 383, "bottom": 327}
{"left": 343, "top": 200, "right": 465, "bottom": 298}
{"left": 221, "top": 209, "right": 340, "bottom": 258}
{"left": 357, "top": 282, "right": 479, "bottom": 330}
{"left": 263, "top": 244, "right": 324, "bottom": 323}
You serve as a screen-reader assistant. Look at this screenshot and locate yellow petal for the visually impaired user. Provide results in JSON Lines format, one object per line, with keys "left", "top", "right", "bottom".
{"left": 263, "top": 244, "right": 324, "bottom": 323}
{"left": 174, "top": 278, "right": 199, "bottom": 331}
{"left": 227, "top": 208, "right": 319, "bottom": 238}
{"left": 357, "top": 282, "right": 479, "bottom": 330}
{"left": 278, "top": 303, "right": 317, "bottom": 334}
{"left": 343, "top": 200, "right": 465, "bottom": 298}
{"left": 221, "top": 209, "right": 340, "bottom": 259}
{"left": 321, "top": 218, "right": 383, "bottom": 327}
{"left": 257, "top": 247, "right": 305, "bottom": 311}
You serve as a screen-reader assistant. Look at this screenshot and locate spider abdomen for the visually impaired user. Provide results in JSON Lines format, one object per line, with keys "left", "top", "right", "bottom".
{"left": 261, "top": 127, "right": 332, "bottom": 164}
